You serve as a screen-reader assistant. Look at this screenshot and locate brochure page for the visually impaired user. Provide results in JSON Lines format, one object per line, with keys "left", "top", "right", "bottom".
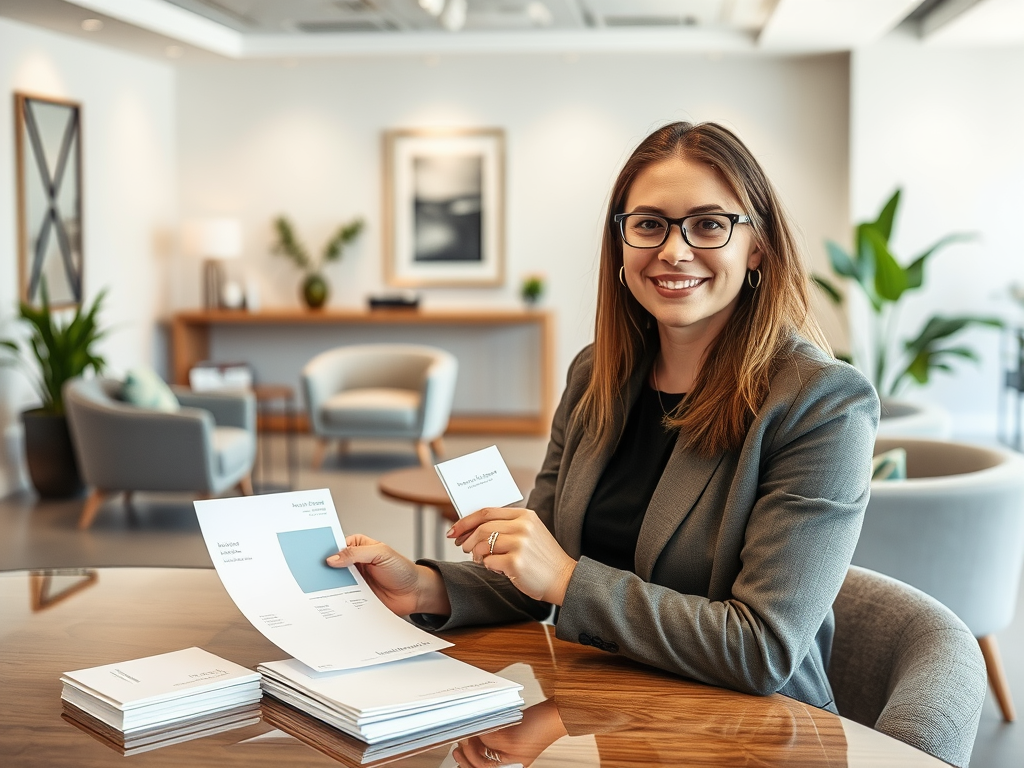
{"left": 195, "top": 489, "right": 451, "bottom": 672}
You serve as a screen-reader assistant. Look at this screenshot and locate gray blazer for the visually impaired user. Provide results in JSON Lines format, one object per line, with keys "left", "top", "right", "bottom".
{"left": 426, "top": 337, "right": 880, "bottom": 710}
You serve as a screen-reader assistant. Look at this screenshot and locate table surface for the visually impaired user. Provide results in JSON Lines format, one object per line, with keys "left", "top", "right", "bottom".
{"left": 0, "top": 567, "right": 943, "bottom": 767}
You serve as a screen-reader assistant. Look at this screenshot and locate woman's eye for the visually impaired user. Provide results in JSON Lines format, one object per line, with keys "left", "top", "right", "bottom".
{"left": 633, "top": 218, "right": 665, "bottom": 232}
{"left": 693, "top": 217, "right": 724, "bottom": 231}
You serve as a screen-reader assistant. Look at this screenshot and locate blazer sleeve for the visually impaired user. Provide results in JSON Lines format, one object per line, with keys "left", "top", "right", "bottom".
{"left": 410, "top": 349, "right": 588, "bottom": 629}
{"left": 553, "top": 362, "right": 879, "bottom": 698}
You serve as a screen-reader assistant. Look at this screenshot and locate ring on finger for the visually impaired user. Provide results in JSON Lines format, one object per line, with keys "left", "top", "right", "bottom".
{"left": 487, "top": 530, "right": 499, "bottom": 556}
{"left": 483, "top": 747, "right": 503, "bottom": 762}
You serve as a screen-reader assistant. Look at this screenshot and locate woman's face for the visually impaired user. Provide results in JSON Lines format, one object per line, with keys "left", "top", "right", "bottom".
{"left": 620, "top": 155, "right": 761, "bottom": 342}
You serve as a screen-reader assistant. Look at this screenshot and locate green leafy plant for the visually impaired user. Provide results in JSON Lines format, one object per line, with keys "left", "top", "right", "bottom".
{"left": 0, "top": 282, "right": 108, "bottom": 415}
{"left": 271, "top": 215, "right": 364, "bottom": 275}
{"left": 521, "top": 274, "right": 545, "bottom": 304}
{"left": 815, "top": 189, "right": 1001, "bottom": 396}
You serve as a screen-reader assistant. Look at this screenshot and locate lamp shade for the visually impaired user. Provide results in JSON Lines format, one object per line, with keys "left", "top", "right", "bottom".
{"left": 187, "top": 218, "right": 242, "bottom": 259}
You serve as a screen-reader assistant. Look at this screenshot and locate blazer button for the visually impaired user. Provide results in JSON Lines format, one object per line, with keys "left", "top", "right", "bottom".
{"left": 578, "top": 633, "right": 592, "bottom": 646}
{"left": 606, "top": 641, "right": 619, "bottom": 653}
{"left": 592, "top": 636, "right": 603, "bottom": 649}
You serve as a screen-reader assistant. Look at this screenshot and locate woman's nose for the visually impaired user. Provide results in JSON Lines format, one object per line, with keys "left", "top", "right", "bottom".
{"left": 658, "top": 224, "right": 694, "bottom": 264}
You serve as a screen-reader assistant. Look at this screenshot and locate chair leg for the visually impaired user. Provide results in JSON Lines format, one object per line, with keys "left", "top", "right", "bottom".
{"left": 237, "top": 475, "right": 254, "bottom": 496}
{"left": 78, "top": 489, "right": 110, "bottom": 530}
{"left": 311, "top": 438, "right": 330, "bottom": 470}
{"left": 124, "top": 491, "right": 134, "bottom": 506}
{"left": 415, "top": 440, "right": 433, "bottom": 468}
{"left": 429, "top": 437, "right": 445, "bottom": 460}
{"left": 979, "top": 634, "right": 1017, "bottom": 722}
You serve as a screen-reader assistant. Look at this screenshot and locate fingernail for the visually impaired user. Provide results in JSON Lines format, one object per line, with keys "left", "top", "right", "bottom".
{"left": 446, "top": 527, "right": 456, "bottom": 538}
{"left": 327, "top": 554, "right": 340, "bottom": 563}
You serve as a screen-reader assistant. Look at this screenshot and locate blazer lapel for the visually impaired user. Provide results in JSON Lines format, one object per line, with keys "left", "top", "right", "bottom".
{"left": 555, "top": 356, "right": 651, "bottom": 559}
{"left": 634, "top": 434, "right": 727, "bottom": 581}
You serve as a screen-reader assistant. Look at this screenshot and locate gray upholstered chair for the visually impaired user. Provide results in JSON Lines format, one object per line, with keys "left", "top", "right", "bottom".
{"left": 301, "top": 344, "right": 458, "bottom": 469}
{"left": 829, "top": 566, "right": 987, "bottom": 768}
{"left": 853, "top": 437, "right": 1024, "bottom": 723}
{"left": 64, "top": 377, "right": 256, "bottom": 529}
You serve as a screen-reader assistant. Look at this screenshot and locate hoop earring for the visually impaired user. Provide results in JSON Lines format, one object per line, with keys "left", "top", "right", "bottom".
{"left": 619, "top": 266, "right": 627, "bottom": 287}
{"left": 747, "top": 269, "right": 762, "bottom": 290}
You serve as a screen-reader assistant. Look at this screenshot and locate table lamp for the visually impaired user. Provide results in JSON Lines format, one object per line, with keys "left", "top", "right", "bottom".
{"left": 189, "top": 218, "right": 242, "bottom": 310}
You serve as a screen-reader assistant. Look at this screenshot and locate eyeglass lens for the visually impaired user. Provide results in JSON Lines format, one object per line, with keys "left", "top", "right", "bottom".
{"left": 619, "top": 214, "right": 734, "bottom": 249}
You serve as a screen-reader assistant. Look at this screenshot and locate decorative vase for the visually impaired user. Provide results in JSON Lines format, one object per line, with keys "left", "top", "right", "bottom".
{"left": 21, "top": 409, "right": 84, "bottom": 498}
{"left": 302, "top": 273, "right": 329, "bottom": 310}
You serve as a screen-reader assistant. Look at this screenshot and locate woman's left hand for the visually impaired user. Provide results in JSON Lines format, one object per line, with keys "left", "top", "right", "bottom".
{"left": 448, "top": 507, "right": 577, "bottom": 606}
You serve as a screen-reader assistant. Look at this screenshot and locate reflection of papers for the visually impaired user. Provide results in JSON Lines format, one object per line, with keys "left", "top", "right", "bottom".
{"left": 195, "top": 489, "right": 451, "bottom": 672}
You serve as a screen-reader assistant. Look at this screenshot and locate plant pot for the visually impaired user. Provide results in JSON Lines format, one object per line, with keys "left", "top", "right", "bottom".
{"left": 876, "top": 398, "right": 952, "bottom": 440}
{"left": 302, "top": 273, "right": 329, "bottom": 310}
{"left": 21, "top": 409, "right": 84, "bottom": 498}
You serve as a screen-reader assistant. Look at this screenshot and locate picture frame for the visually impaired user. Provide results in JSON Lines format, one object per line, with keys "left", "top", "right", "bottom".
{"left": 383, "top": 128, "right": 505, "bottom": 288}
{"left": 14, "top": 92, "right": 84, "bottom": 308}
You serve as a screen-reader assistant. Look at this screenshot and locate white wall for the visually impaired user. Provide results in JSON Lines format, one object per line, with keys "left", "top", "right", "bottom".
{"left": 0, "top": 18, "right": 177, "bottom": 496}
{"left": 176, "top": 52, "right": 851, "bottom": 395}
{"left": 851, "top": 33, "right": 1024, "bottom": 436}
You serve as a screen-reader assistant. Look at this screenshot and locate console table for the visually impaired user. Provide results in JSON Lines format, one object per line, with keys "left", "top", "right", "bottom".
{"left": 169, "top": 308, "right": 555, "bottom": 435}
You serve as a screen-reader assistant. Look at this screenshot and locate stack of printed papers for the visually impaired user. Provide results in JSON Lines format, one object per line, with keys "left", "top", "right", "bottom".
{"left": 258, "top": 652, "right": 523, "bottom": 745}
{"left": 60, "top": 647, "right": 262, "bottom": 742}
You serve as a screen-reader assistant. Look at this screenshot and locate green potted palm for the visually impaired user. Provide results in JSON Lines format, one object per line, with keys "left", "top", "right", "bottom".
{"left": 0, "top": 284, "right": 107, "bottom": 497}
{"left": 271, "top": 215, "right": 365, "bottom": 309}
{"left": 816, "top": 190, "right": 1001, "bottom": 432}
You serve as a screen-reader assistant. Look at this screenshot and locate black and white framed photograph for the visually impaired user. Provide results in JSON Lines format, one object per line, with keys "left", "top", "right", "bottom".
{"left": 383, "top": 128, "right": 504, "bottom": 287}
{"left": 15, "top": 93, "right": 84, "bottom": 308}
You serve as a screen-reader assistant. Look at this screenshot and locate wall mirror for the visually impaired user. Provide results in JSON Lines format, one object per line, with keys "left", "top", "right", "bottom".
{"left": 15, "top": 93, "right": 83, "bottom": 308}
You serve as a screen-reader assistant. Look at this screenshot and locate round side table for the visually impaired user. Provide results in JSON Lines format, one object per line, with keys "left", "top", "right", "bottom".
{"left": 378, "top": 465, "right": 537, "bottom": 559}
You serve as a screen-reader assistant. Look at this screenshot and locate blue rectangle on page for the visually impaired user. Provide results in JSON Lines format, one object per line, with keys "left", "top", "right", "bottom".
{"left": 277, "top": 527, "right": 357, "bottom": 593}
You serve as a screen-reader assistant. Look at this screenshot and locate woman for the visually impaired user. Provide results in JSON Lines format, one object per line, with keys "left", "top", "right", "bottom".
{"left": 328, "top": 122, "right": 879, "bottom": 712}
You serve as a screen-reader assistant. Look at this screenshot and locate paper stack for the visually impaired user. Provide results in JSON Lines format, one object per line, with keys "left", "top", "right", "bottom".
{"left": 60, "top": 646, "right": 262, "bottom": 751}
{"left": 258, "top": 652, "right": 524, "bottom": 747}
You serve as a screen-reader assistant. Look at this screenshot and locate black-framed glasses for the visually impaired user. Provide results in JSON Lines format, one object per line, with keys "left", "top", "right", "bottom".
{"left": 613, "top": 212, "right": 751, "bottom": 250}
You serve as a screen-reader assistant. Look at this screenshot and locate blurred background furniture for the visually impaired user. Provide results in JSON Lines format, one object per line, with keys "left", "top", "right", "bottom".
{"left": 876, "top": 398, "right": 952, "bottom": 439}
{"left": 829, "top": 566, "right": 986, "bottom": 768}
{"left": 999, "top": 325, "right": 1024, "bottom": 451}
{"left": 169, "top": 308, "right": 554, "bottom": 435}
{"left": 252, "top": 383, "right": 297, "bottom": 493}
{"left": 64, "top": 378, "right": 256, "bottom": 529}
{"left": 378, "top": 464, "right": 536, "bottom": 559}
{"left": 852, "top": 437, "right": 1024, "bottom": 722}
{"left": 302, "top": 344, "right": 457, "bottom": 469}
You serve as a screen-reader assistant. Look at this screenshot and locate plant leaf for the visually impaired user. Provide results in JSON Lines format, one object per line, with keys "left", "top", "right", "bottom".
{"left": 811, "top": 275, "right": 844, "bottom": 304}
{"left": 866, "top": 226, "right": 907, "bottom": 302}
{"left": 322, "top": 218, "right": 365, "bottom": 263}
{"left": 825, "top": 240, "right": 858, "bottom": 279}
{"left": 904, "top": 233, "right": 975, "bottom": 290}
{"left": 872, "top": 189, "right": 901, "bottom": 242}
{"left": 271, "top": 216, "right": 311, "bottom": 271}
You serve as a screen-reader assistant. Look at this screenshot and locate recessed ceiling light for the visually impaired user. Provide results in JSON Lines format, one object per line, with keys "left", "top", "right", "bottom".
{"left": 81, "top": 19, "right": 104, "bottom": 32}
{"left": 165, "top": 45, "right": 184, "bottom": 59}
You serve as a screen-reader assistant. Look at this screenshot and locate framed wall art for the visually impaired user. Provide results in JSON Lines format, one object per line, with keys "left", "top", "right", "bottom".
{"left": 383, "top": 128, "right": 505, "bottom": 288}
{"left": 14, "top": 93, "right": 84, "bottom": 308}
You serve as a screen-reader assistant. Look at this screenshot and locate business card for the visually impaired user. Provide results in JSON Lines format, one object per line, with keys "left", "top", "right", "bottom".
{"left": 434, "top": 445, "right": 523, "bottom": 518}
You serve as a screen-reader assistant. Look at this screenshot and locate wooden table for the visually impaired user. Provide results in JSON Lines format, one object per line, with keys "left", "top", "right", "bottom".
{"left": 0, "top": 567, "right": 944, "bottom": 767}
{"left": 169, "top": 308, "right": 555, "bottom": 435}
{"left": 378, "top": 466, "right": 538, "bottom": 559}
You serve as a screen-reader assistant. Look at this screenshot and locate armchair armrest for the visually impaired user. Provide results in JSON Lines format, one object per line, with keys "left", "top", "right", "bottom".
{"left": 419, "top": 354, "right": 458, "bottom": 440}
{"left": 174, "top": 387, "right": 255, "bottom": 432}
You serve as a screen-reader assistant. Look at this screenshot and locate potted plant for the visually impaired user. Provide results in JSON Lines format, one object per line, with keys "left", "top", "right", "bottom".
{"left": 520, "top": 274, "right": 545, "bottom": 307}
{"left": 271, "top": 215, "right": 364, "bottom": 309}
{"left": 0, "top": 284, "right": 107, "bottom": 497}
{"left": 815, "top": 190, "right": 1001, "bottom": 434}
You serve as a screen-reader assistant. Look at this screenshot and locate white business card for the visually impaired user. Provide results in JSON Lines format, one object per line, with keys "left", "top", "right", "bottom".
{"left": 434, "top": 445, "right": 523, "bottom": 518}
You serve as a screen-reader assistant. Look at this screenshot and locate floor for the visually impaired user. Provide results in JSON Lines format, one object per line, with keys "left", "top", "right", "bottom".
{"left": 1, "top": 432, "right": 1022, "bottom": 767}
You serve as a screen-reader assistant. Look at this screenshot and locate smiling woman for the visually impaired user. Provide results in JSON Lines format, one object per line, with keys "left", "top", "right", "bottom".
{"left": 330, "top": 122, "right": 880, "bottom": 715}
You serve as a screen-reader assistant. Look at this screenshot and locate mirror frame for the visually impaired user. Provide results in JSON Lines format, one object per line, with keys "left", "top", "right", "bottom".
{"left": 14, "top": 92, "right": 84, "bottom": 309}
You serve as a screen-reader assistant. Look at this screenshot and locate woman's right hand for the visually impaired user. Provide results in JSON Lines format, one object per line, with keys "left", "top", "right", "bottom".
{"left": 326, "top": 534, "right": 451, "bottom": 618}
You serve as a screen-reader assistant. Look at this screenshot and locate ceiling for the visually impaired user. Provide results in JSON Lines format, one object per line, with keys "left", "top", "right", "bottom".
{"left": 0, "top": 0, "right": 1018, "bottom": 61}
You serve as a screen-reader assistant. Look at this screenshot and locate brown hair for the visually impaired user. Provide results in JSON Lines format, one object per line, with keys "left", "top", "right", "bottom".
{"left": 576, "top": 121, "right": 831, "bottom": 456}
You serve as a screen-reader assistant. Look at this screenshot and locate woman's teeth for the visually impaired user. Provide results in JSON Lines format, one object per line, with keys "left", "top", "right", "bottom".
{"left": 655, "top": 277, "right": 704, "bottom": 289}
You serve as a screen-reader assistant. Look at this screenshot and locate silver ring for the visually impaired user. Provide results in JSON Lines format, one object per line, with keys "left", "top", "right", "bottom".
{"left": 487, "top": 530, "right": 499, "bottom": 556}
{"left": 483, "top": 747, "right": 503, "bottom": 762}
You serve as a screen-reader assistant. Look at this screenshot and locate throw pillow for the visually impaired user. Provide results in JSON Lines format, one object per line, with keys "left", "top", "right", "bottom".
{"left": 122, "top": 367, "right": 180, "bottom": 412}
{"left": 871, "top": 447, "right": 907, "bottom": 481}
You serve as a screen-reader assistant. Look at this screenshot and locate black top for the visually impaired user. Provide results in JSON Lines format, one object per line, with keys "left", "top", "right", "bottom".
{"left": 580, "top": 384, "right": 686, "bottom": 572}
